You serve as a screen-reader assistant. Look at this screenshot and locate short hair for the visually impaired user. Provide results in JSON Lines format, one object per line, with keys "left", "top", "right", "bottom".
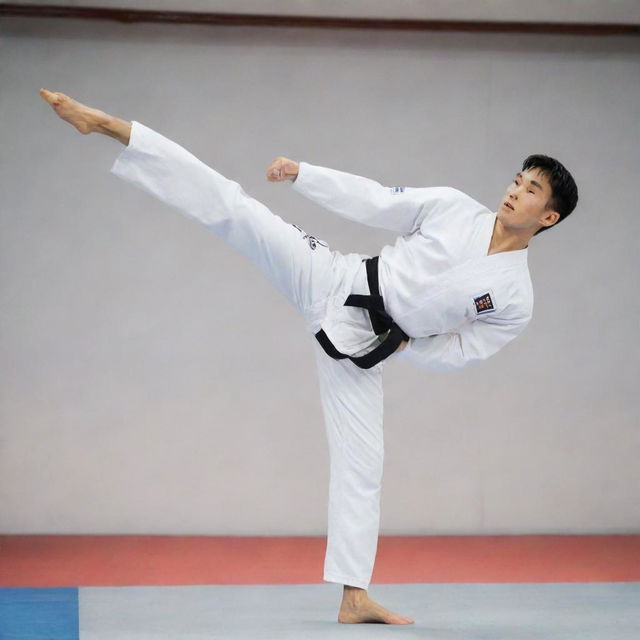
{"left": 521, "top": 155, "right": 578, "bottom": 235}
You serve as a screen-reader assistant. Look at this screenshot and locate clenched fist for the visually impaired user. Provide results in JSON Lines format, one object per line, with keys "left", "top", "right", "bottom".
{"left": 266, "top": 156, "right": 299, "bottom": 182}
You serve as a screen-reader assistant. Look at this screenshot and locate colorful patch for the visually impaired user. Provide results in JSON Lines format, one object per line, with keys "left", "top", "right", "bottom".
{"left": 390, "top": 186, "right": 405, "bottom": 194}
{"left": 473, "top": 291, "right": 495, "bottom": 315}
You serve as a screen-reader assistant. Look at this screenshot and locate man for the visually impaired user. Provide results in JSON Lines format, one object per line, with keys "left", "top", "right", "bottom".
{"left": 39, "top": 88, "right": 578, "bottom": 625}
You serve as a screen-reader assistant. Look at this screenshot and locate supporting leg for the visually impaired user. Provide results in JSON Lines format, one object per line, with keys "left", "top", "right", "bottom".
{"left": 313, "top": 341, "right": 413, "bottom": 624}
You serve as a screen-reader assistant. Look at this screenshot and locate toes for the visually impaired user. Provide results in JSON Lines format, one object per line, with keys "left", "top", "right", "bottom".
{"left": 389, "top": 615, "right": 408, "bottom": 624}
{"left": 39, "top": 88, "right": 62, "bottom": 106}
{"left": 386, "top": 612, "right": 414, "bottom": 625}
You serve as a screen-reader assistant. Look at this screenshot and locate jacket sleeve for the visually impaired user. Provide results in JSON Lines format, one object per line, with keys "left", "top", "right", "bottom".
{"left": 397, "top": 313, "right": 531, "bottom": 372}
{"left": 292, "top": 161, "right": 454, "bottom": 235}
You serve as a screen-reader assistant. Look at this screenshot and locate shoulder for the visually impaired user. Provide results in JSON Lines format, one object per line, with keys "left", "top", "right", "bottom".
{"left": 432, "top": 187, "right": 486, "bottom": 206}
{"left": 423, "top": 187, "right": 492, "bottom": 216}
{"left": 410, "top": 186, "right": 475, "bottom": 203}
{"left": 476, "top": 264, "right": 533, "bottom": 325}
{"left": 498, "top": 276, "right": 534, "bottom": 323}
{"left": 413, "top": 188, "right": 492, "bottom": 232}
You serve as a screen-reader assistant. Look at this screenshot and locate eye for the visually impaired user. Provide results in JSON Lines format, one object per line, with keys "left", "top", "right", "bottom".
{"left": 528, "top": 190, "right": 535, "bottom": 194}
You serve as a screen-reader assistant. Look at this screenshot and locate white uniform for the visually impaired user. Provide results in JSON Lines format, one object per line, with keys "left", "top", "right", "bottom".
{"left": 110, "top": 122, "right": 533, "bottom": 590}
{"left": 293, "top": 162, "right": 534, "bottom": 370}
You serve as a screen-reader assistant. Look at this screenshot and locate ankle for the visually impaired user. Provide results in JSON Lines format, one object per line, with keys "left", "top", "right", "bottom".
{"left": 342, "top": 586, "right": 367, "bottom": 603}
{"left": 97, "top": 116, "right": 132, "bottom": 145}
{"left": 95, "top": 113, "right": 117, "bottom": 135}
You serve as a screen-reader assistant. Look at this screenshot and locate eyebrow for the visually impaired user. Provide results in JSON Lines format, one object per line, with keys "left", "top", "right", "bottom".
{"left": 516, "top": 172, "right": 544, "bottom": 192}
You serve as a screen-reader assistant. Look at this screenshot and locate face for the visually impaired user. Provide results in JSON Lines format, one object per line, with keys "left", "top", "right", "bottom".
{"left": 498, "top": 168, "right": 559, "bottom": 234}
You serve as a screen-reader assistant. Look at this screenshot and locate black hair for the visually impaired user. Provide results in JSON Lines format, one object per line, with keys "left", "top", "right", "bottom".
{"left": 521, "top": 155, "right": 578, "bottom": 235}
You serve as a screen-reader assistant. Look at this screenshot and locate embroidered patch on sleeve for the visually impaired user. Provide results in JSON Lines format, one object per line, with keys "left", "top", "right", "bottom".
{"left": 473, "top": 292, "right": 495, "bottom": 315}
{"left": 390, "top": 186, "right": 405, "bottom": 194}
{"left": 291, "top": 224, "right": 328, "bottom": 250}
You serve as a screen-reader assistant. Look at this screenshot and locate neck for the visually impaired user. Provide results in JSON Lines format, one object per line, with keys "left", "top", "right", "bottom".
{"left": 488, "top": 217, "right": 533, "bottom": 255}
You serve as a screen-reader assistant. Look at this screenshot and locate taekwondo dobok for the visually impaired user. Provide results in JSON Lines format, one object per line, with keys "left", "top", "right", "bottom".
{"left": 111, "top": 122, "right": 534, "bottom": 590}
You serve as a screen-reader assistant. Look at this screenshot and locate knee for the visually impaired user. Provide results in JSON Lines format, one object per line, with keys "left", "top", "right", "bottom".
{"left": 332, "top": 446, "right": 384, "bottom": 488}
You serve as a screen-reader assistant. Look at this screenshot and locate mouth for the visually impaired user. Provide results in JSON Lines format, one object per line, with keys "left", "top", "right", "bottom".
{"left": 503, "top": 201, "right": 514, "bottom": 211}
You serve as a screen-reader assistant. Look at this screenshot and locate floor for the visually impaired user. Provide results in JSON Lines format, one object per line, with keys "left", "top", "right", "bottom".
{"left": 1, "top": 535, "right": 639, "bottom": 639}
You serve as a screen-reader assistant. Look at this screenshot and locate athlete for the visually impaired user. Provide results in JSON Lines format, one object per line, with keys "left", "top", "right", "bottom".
{"left": 39, "top": 88, "right": 578, "bottom": 625}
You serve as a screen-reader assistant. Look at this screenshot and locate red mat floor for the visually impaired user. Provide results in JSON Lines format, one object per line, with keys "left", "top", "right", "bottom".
{"left": 2, "top": 535, "right": 639, "bottom": 587}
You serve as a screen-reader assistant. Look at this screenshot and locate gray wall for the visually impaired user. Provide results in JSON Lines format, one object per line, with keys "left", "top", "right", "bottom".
{"left": 1, "top": 16, "right": 639, "bottom": 535}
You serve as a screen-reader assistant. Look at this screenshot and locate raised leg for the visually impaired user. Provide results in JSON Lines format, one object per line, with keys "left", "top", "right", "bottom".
{"left": 40, "top": 88, "right": 339, "bottom": 325}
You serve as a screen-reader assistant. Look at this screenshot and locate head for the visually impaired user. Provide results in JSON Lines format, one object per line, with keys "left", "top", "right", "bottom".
{"left": 499, "top": 155, "right": 578, "bottom": 237}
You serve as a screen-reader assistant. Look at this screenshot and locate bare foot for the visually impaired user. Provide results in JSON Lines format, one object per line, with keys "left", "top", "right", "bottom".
{"left": 39, "top": 88, "right": 110, "bottom": 134}
{"left": 338, "top": 586, "right": 414, "bottom": 624}
{"left": 39, "top": 88, "right": 131, "bottom": 144}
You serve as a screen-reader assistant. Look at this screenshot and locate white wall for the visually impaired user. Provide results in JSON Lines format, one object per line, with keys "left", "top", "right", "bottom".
{"left": 1, "top": 16, "right": 639, "bottom": 535}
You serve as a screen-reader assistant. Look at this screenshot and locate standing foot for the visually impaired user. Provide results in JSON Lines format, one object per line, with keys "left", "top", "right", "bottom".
{"left": 338, "top": 586, "right": 414, "bottom": 625}
{"left": 39, "top": 88, "right": 131, "bottom": 144}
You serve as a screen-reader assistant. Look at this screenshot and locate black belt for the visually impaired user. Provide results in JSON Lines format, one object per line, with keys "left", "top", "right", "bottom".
{"left": 315, "top": 256, "right": 409, "bottom": 369}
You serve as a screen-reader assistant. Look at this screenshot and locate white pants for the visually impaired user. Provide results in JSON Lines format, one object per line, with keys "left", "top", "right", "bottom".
{"left": 111, "top": 122, "right": 385, "bottom": 589}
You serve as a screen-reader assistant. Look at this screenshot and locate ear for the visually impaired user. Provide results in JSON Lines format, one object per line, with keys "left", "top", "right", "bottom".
{"left": 539, "top": 208, "right": 560, "bottom": 230}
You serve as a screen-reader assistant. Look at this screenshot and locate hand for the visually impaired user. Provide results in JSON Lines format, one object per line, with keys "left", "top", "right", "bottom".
{"left": 266, "top": 156, "right": 299, "bottom": 182}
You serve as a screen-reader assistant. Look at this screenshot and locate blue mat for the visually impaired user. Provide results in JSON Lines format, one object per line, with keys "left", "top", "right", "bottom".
{"left": 0, "top": 588, "right": 79, "bottom": 640}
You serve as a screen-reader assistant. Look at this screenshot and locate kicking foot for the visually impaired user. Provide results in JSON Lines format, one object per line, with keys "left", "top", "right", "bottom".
{"left": 40, "top": 88, "right": 131, "bottom": 144}
{"left": 39, "top": 88, "right": 110, "bottom": 134}
{"left": 338, "top": 586, "right": 414, "bottom": 624}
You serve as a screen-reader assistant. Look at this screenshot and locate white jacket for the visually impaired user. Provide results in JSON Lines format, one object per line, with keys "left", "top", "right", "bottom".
{"left": 293, "top": 162, "right": 534, "bottom": 372}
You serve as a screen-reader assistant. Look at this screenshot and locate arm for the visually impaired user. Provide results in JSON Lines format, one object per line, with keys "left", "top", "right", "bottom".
{"left": 398, "top": 314, "right": 530, "bottom": 372}
{"left": 266, "top": 156, "right": 448, "bottom": 235}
